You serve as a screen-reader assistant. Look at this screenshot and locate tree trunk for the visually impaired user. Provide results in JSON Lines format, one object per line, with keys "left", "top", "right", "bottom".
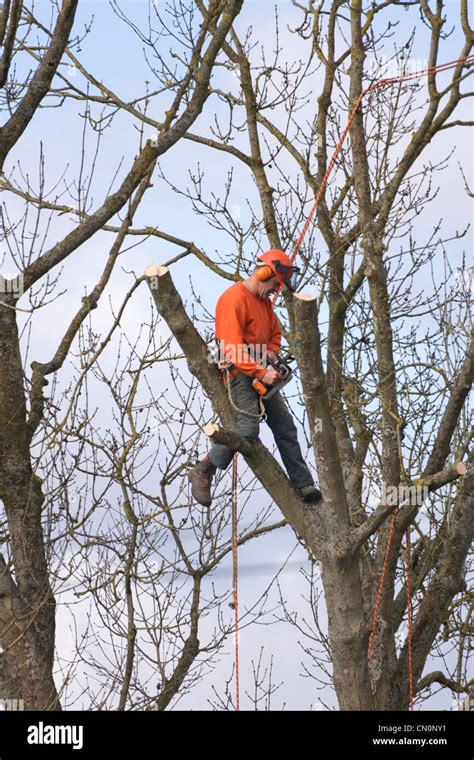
{"left": 0, "top": 304, "right": 60, "bottom": 709}
{"left": 320, "top": 555, "right": 375, "bottom": 710}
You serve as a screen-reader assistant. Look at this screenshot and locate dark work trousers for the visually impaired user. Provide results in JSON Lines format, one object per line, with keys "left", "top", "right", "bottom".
{"left": 207, "top": 372, "right": 314, "bottom": 489}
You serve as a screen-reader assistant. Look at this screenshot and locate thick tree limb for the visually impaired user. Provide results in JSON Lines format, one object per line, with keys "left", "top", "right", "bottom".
{"left": 416, "top": 670, "right": 473, "bottom": 696}
{"left": 350, "top": 461, "right": 468, "bottom": 553}
{"left": 0, "top": 0, "right": 79, "bottom": 171}
{"left": 203, "top": 424, "right": 308, "bottom": 534}
{"left": 292, "top": 292, "right": 350, "bottom": 531}
{"left": 349, "top": 2, "right": 402, "bottom": 491}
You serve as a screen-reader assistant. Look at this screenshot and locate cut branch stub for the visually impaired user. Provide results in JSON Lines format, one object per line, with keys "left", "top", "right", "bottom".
{"left": 144, "top": 264, "right": 168, "bottom": 279}
{"left": 203, "top": 423, "right": 220, "bottom": 438}
{"left": 202, "top": 424, "right": 255, "bottom": 456}
{"left": 413, "top": 460, "right": 468, "bottom": 490}
{"left": 293, "top": 292, "right": 317, "bottom": 302}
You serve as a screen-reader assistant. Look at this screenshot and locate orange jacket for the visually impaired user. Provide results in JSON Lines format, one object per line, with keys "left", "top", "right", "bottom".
{"left": 215, "top": 282, "right": 281, "bottom": 378}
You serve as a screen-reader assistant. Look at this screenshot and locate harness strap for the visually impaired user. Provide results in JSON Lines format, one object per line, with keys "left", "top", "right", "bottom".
{"left": 223, "top": 367, "right": 267, "bottom": 421}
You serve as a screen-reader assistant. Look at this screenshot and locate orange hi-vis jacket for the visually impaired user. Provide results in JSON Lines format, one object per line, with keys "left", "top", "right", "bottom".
{"left": 215, "top": 281, "right": 282, "bottom": 379}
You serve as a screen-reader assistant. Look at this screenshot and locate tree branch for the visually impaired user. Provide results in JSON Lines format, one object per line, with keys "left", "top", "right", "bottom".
{"left": 0, "top": 0, "right": 79, "bottom": 171}
{"left": 16, "top": 0, "right": 244, "bottom": 293}
{"left": 350, "top": 461, "right": 468, "bottom": 553}
{"left": 416, "top": 671, "right": 472, "bottom": 696}
{"left": 388, "top": 462, "right": 474, "bottom": 708}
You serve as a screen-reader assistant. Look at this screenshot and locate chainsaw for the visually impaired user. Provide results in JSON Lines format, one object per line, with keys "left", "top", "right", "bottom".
{"left": 252, "top": 353, "right": 294, "bottom": 400}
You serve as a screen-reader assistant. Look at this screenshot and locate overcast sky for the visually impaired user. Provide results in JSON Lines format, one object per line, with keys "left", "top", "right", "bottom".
{"left": 3, "top": 0, "right": 472, "bottom": 711}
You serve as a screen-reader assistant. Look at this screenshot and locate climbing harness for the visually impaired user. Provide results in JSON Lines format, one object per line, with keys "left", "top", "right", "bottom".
{"left": 224, "top": 365, "right": 267, "bottom": 421}
{"left": 231, "top": 54, "right": 473, "bottom": 710}
{"left": 212, "top": 339, "right": 294, "bottom": 408}
{"left": 209, "top": 338, "right": 267, "bottom": 419}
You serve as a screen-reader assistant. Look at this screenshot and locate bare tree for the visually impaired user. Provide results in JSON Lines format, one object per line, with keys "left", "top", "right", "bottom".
{"left": 1, "top": 0, "right": 472, "bottom": 713}
{"left": 0, "top": 0, "right": 244, "bottom": 710}
{"left": 45, "top": 311, "right": 285, "bottom": 710}
{"left": 143, "top": 0, "right": 473, "bottom": 710}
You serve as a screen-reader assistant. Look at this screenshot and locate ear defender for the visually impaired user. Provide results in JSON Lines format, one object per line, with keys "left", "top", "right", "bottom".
{"left": 255, "top": 265, "right": 274, "bottom": 282}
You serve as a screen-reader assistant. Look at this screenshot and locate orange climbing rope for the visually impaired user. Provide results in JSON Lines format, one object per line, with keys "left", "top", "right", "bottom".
{"left": 271, "top": 57, "right": 474, "bottom": 305}
{"left": 286, "top": 55, "right": 474, "bottom": 270}
{"left": 231, "top": 452, "right": 240, "bottom": 711}
{"left": 366, "top": 507, "right": 414, "bottom": 711}
{"left": 367, "top": 509, "right": 400, "bottom": 660}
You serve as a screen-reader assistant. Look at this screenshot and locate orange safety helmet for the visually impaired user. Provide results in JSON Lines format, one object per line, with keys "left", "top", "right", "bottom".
{"left": 255, "top": 249, "right": 300, "bottom": 292}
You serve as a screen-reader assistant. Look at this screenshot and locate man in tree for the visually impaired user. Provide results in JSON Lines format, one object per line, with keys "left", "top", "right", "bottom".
{"left": 188, "top": 249, "right": 322, "bottom": 506}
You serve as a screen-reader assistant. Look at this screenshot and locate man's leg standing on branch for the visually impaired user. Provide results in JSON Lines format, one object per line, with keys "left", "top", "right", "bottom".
{"left": 263, "top": 391, "right": 322, "bottom": 503}
{"left": 188, "top": 374, "right": 321, "bottom": 505}
{"left": 188, "top": 373, "right": 260, "bottom": 506}
{"left": 207, "top": 373, "right": 260, "bottom": 469}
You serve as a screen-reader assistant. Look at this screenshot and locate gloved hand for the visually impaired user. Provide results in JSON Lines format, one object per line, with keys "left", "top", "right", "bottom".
{"left": 261, "top": 368, "right": 281, "bottom": 385}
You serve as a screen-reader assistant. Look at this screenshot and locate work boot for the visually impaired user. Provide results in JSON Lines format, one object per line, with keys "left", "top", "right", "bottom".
{"left": 188, "top": 459, "right": 217, "bottom": 507}
{"left": 298, "top": 484, "right": 322, "bottom": 503}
